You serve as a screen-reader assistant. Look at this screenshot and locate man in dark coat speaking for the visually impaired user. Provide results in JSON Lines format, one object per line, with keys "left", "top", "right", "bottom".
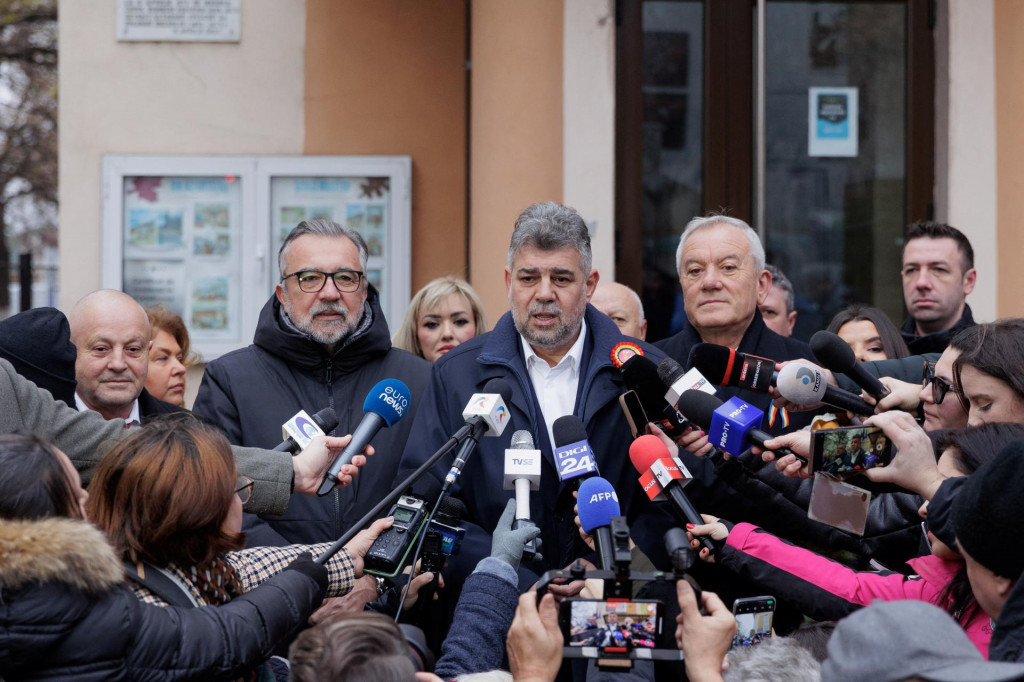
{"left": 194, "top": 218, "right": 431, "bottom": 548}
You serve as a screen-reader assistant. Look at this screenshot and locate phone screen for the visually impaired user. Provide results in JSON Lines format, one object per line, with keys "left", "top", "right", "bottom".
{"left": 732, "top": 596, "right": 774, "bottom": 648}
{"left": 811, "top": 425, "right": 894, "bottom": 476}
{"left": 560, "top": 599, "right": 662, "bottom": 649}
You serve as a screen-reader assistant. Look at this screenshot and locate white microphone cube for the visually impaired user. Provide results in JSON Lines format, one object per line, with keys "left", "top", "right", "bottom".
{"left": 503, "top": 448, "right": 542, "bottom": 490}
{"left": 462, "top": 393, "right": 511, "bottom": 438}
{"left": 650, "top": 457, "right": 693, "bottom": 490}
{"left": 281, "top": 410, "right": 326, "bottom": 450}
{"left": 666, "top": 367, "right": 717, "bottom": 407}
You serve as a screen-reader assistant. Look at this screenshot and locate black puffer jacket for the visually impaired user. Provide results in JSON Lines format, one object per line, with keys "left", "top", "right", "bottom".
{"left": 0, "top": 517, "right": 327, "bottom": 681}
{"left": 194, "top": 286, "right": 431, "bottom": 546}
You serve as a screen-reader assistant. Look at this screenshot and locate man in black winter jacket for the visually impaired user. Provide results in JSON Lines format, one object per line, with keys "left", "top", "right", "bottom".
{"left": 194, "top": 219, "right": 431, "bottom": 548}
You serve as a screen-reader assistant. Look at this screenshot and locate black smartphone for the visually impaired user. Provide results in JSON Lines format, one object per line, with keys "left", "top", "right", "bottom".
{"left": 810, "top": 425, "right": 894, "bottom": 476}
{"left": 559, "top": 599, "right": 662, "bottom": 649}
{"left": 732, "top": 596, "right": 775, "bottom": 648}
{"left": 619, "top": 391, "right": 649, "bottom": 438}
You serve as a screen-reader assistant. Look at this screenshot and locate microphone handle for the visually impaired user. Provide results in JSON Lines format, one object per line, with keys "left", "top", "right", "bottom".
{"left": 664, "top": 483, "right": 716, "bottom": 556}
{"left": 822, "top": 385, "right": 876, "bottom": 416}
{"left": 748, "top": 428, "right": 808, "bottom": 466}
{"left": 849, "top": 364, "right": 890, "bottom": 400}
{"left": 592, "top": 526, "right": 615, "bottom": 571}
{"left": 272, "top": 439, "right": 294, "bottom": 453}
{"left": 317, "top": 412, "right": 387, "bottom": 497}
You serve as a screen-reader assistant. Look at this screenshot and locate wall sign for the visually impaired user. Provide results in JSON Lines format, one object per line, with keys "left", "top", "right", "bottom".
{"left": 808, "top": 87, "right": 858, "bottom": 157}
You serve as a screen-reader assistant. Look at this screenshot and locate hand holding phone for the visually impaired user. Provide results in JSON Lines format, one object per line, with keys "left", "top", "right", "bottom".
{"left": 811, "top": 425, "right": 894, "bottom": 476}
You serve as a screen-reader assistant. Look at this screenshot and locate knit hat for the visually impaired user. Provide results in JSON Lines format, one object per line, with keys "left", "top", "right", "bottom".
{"left": 952, "top": 441, "right": 1024, "bottom": 579}
{"left": 822, "top": 600, "right": 1024, "bottom": 682}
{"left": 0, "top": 307, "right": 77, "bottom": 406}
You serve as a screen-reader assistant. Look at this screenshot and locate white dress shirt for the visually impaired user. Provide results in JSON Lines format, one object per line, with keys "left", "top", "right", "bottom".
{"left": 520, "top": 318, "right": 588, "bottom": 450}
{"left": 75, "top": 392, "right": 141, "bottom": 429}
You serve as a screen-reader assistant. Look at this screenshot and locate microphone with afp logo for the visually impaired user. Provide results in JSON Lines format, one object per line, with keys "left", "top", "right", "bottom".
{"left": 318, "top": 378, "right": 412, "bottom": 496}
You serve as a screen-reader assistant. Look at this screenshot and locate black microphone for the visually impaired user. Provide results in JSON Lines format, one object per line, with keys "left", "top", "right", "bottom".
{"left": 273, "top": 408, "right": 339, "bottom": 453}
{"left": 810, "top": 330, "right": 890, "bottom": 401}
{"left": 775, "top": 362, "right": 875, "bottom": 416}
{"left": 552, "top": 415, "right": 601, "bottom": 487}
{"left": 619, "top": 355, "right": 689, "bottom": 438}
{"left": 688, "top": 343, "right": 778, "bottom": 393}
{"left": 318, "top": 379, "right": 412, "bottom": 496}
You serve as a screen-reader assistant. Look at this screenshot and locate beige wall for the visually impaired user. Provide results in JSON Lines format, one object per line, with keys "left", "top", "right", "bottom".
{"left": 995, "top": 0, "right": 1024, "bottom": 318}
{"left": 58, "top": 0, "right": 306, "bottom": 311}
{"left": 303, "top": 0, "right": 467, "bottom": 297}
{"left": 470, "top": 0, "right": 565, "bottom": 322}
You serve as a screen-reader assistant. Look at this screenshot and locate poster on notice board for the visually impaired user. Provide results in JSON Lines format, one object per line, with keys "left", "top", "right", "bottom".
{"left": 808, "top": 87, "right": 858, "bottom": 158}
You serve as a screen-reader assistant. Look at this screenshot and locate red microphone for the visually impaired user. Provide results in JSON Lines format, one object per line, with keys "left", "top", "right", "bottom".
{"left": 629, "top": 435, "right": 715, "bottom": 556}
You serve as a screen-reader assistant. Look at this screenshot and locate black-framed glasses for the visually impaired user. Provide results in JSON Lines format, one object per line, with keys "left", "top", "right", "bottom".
{"left": 281, "top": 269, "right": 364, "bottom": 293}
{"left": 235, "top": 477, "right": 255, "bottom": 505}
{"left": 923, "top": 360, "right": 956, "bottom": 405}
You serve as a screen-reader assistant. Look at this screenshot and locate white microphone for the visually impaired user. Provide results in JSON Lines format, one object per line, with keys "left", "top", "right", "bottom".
{"left": 445, "top": 379, "right": 513, "bottom": 489}
{"left": 503, "top": 429, "right": 542, "bottom": 562}
{"left": 273, "top": 408, "right": 337, "bottom": 452}
{"left": 657, "top": 357, "right": 717, "bottom": 407}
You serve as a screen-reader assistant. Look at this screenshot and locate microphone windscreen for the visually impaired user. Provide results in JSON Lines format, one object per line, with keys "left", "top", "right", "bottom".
{"left": 628, "top": 434, "right": 672, "bottom": 474}
{"left": 676, "top": 389, "right": 724, "bottom": 431}
{"left": 577, "top": 476, "right": 620, "bottom": 533}
{"left": 438, "top": 495, "right": 467, "bottom": 521}
{"left": 406, "top": 470, "right": 444, "bottom": 506}
{"left": 810, "top": 331, "right": 858, "bottom": 373}
{"left": 310, "top": 407, "right": 339, "bottom": 434}
{"left": 553, "top": 415, "right": 588, "bottom": 448}
{"left": 688, "top": 344, "right": 740, "bottom": 386}
{"left": 482, "top": 378, "right": 514, "bottom": 405}
{"left": 776, "top": 363, "right": 826, "bottom": 404}
{"left": 363, "top": 378, "right": 412, "bottom": 426}
{"left": 510, "top": 429, "right": 535, "bottom": 449}
{"left": 657, "top": 357, "right": 686, "bottom": 385}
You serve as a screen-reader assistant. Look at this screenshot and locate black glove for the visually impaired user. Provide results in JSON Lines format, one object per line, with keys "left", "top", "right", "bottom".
{"left": 285, "top": 552, "right": 329, "bottom": 593}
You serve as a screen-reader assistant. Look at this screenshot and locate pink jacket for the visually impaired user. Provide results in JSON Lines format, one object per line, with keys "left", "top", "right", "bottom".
{"left": 722, "top": 522, "right": 993, "bottom": 657}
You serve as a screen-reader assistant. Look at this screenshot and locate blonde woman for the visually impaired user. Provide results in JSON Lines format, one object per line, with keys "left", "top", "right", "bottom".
{"left": 393, "top": 276, "right": 488, "bottom": 362}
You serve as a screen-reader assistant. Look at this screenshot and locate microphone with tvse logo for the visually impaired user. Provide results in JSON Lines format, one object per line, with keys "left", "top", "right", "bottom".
{"left": 274, "top": 407, "right": 339, "bottom": 453}
{"left": 552, "top": 415, "right": 600, "bottom": 488}
{"left": 503, "top": 429, "right": 543, "bottom": 563}
{"left": 318, "top": 379, "right": 411, "bottom": 496}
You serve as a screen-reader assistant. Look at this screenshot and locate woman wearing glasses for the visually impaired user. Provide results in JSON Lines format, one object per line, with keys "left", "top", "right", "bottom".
{"left": 86, "top": 413, "right": 392, "bottom": 679}
{"left": 952, "top": 319, "right": 1024, "bottom": 426}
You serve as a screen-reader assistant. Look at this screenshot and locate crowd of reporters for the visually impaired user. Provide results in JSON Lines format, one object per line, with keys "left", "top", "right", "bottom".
{"left": 5, "top": 208, "right": 1024, "bottom": 682}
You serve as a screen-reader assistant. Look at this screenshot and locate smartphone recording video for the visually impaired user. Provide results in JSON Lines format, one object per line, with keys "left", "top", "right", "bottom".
{"left": 810, "top": 425, "right": 894, "bottom": 476}
{"left": 560, "top": 599, "right": 662, "bottom": 649}
{"left": 732, "top": 596, "right": 774, "bottom": 648}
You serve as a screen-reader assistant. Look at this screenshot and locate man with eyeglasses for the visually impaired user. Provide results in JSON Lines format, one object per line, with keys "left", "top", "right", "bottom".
{"left": 194, "top": 218, "right": 431, "bottom": 553}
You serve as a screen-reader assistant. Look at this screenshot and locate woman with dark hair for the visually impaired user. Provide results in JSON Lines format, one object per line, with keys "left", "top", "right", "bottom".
{"left": 0, "top": 431, "right": 333, "bottom": 681}
{"left": 827, "top": 304, "right": 910, "bottom": 362}
{"left": 952, "top": 319, "right": 1024, "bottom": 425}
{"left": 87, "top": 414, "right": 387, "bottom": 612}
{"left": 683, "top": 421, "right": 1024, "bottom": 659}
{"left": 145, "top": 304, "right": 198, "bottom": 407}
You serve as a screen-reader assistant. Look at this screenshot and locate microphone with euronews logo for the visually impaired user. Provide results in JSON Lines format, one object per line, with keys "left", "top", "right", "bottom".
{"left": 503, "top": 429, "right": 543, "bottom": 563}
{"left": 552, "top": 415, "right": 600, "bottom": 487}
{"left": 576, "top": 476, "right": 625, "bottom": 571}
{"left": 676, "top": 390, "right": 804, "bottom": 464}
{"left": 628, "top": 434, "right": 715, "bottom": 557}
{"left": 443, "top": 378, "right": 513, "bottom": 491}
{"left": 688, "top": 343, "right": 778, "bottom": 393}
{"left": 317, "top": 379, "right": 411, "bottom": 496}
{"left": 775, "top": 362, "right": 875, "bottom": 416}
{"left": 274, "top": 407, "right": 339, "bottom": 453}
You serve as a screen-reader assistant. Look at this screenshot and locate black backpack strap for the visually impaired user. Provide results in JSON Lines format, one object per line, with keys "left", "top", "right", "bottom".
{"left": 123, "top": 560, "right": 198, "bottom": 608}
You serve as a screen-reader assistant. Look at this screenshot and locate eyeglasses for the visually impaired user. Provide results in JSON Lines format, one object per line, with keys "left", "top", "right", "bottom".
{"left": 923, "top": 360, "right": 956, "bottom": 405}
{"left": 235, "top": 477, "right": 255, "bottom": 505}
{"left": 281, "top": 269, "right": 364, "bottom": 294}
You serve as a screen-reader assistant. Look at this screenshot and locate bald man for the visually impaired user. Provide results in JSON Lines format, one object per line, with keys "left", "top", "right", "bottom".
{"left": 69, "top": 290, "right": 183, "bottom": 426}
{"left": 591, "top": 281, "right": 647, "bottom": 340}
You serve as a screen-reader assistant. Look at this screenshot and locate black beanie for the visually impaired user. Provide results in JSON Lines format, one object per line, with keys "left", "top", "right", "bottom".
{"left": 0, "top": 307, "right": 77, "bottom": 407}
{"left": 952, "top": 441, "right": 1024, "bottom": 579}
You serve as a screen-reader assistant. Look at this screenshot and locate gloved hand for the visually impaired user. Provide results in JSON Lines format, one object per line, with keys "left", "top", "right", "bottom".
{"left": 491, "top": 498, "right": 542, "bottom": 571}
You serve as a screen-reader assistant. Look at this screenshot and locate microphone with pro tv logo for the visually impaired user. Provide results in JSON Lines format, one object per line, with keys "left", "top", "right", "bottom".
{"left": 775, "top": 362, "right": 875, "bottom": 416}
{"left": 810, "top": 330, "right": 891, "bottom": 401}
{"left": 503, "top": 429, "right": 543, "bottom": 563}
{"left": 552, "top": 415, "right": 600, "bottom": 487}
{"left": 274, "top": 407, "right": 339, "bottom": 453}
{"left": 676, "top": 390, "right": 804, "bottom": 464}
{"left": 657, "top": 356, "right": 717, "bottom": 407}
{"left": 628, "top": 434, "right": 715, "bottom": 556}
{"left": 688, "top": 343, "right": 778, "bottom": 393}
{"left": 576, "top": 476, "right": 622, "bottom": 571}
{"left": 317, "top": 378, "right": 411, "bottom": 496}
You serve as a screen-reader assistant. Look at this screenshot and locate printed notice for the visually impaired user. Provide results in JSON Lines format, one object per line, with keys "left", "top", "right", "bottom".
{"left": 118, "top": 0, "right": 241, "bottom": 42}
{"left": 808, "top": 87, "right": 858, "bottom": 158}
